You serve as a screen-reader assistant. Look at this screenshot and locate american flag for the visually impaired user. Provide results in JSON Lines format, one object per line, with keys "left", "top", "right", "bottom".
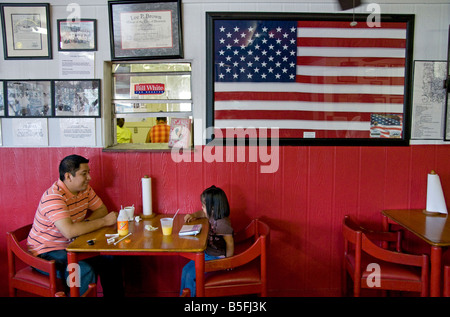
{"left": 213, "top": 19, "right": 407, "bottom": 139}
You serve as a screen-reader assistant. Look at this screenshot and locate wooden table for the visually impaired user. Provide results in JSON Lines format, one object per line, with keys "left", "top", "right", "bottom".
{"left": 66, "top": 214, "right": 208, "bottom": 297}
{"left": 382, "top": 209, "right": 450, "bottom": 297}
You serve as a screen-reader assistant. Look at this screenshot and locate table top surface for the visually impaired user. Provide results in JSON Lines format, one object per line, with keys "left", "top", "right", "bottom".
{"left": 66, "top": 214, "right": 209, "bottom": 253}
{"left": 382, "top": 209, "right": 450, "bottom": 246}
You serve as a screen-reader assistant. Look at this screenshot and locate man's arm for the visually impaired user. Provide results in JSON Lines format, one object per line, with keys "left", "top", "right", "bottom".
{"left": 55, "top": 207, "right": 117, "bottom": 239}
{"left": 85, "top": 203, "right": 109, "bottom": 221}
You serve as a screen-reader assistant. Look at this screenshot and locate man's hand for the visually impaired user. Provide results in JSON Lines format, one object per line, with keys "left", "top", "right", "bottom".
{"left": 103, "top": 211, "right": 118, "bottom": 226}
{"left": 55, "top": 210, "right": 118, "bottom": 239}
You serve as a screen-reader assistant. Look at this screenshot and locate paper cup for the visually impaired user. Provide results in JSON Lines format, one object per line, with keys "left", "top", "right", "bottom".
{"left": 160, "top": 217, "right": 173, "bottom": 235}
{"left": 124, "top": 206, "right": 135, "bottom": 221}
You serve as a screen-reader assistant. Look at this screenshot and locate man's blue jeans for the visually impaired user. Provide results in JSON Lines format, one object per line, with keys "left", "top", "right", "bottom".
{"left": 38, "top": 249, "right": 124, "bottom": 296}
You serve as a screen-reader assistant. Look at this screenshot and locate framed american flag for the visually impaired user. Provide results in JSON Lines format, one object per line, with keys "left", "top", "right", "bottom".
{"left": 206, "top": 12, "right": 415, "bottom": 146}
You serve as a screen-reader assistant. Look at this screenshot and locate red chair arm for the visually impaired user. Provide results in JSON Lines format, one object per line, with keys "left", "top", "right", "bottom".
{"left": 205, "top": 236, "right": 264, "bottom": 272}
{"left": 361, "top": 234, "right": 427, "bottom": 267}
{"left": 7, "top": 232, "right": 57, "bottom": 274}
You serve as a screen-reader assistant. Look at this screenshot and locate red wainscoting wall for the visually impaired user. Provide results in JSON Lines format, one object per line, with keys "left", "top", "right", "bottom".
{"left": 0, "top": 145, "right": 449, "bottom": 296}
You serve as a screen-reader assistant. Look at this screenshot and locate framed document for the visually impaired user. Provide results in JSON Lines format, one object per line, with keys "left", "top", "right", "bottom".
{"left": 0, "top": 81, "right": 5, "bottom": 117}
{"left": 54, "top": 79, "right": 101, "bottom": 117}
{"left": 6, "top": 80, "right": 52, "bottom": 117}
{"left": 206, "top": 12, "right": 415, "bottom": 146}
{"left": 0, "top": 3, "right": 52, "bottom": 59}
{"left": 57, "top": 19, "right": 97, "bottom": 51}
{"left": 108, "top": 0, "right": 183, "bottom": 60}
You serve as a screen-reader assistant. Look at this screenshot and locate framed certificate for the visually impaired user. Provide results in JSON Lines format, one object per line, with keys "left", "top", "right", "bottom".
{"left": 108, "top": 0, "right": 183, "bottom": 60}
{"left": 0, "top": 3, "right": 52, "bottom": 59}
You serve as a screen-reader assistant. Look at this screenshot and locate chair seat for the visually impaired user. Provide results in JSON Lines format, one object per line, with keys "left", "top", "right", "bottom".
{"left": 205, "top": 261, "right": 261, "bottom": 287}
{"left": 14, "top": 266, "right": 65, "bottom": 290}
{"left": 347, "top": 252, "right": 422, "bottom": 282}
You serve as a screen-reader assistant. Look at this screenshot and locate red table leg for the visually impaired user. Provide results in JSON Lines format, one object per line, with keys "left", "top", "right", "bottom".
{"left": 194, "top": 252, "right": 205, "bottom": 297}
{"left": 430, "top": 246, "right": 442, "bottom": 297}
{"left": 67, "top": 251, "right": 80, "bottom": 297}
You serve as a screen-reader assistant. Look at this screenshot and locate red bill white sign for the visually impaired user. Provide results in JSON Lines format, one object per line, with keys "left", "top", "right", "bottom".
{"left": 134, "top": 83, "right": 165, "bottom": 95}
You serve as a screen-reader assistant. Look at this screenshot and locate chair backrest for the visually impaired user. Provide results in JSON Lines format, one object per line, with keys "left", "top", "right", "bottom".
{"left": 7, "top": 224, "right": 34, "bottom": 267}
{"left": 7, "top": 223, "right": 61, "bottom": 297}
{"left": 234, "top": 219, "right": 270, "bottom": 243}
{"left": 205, "top": 219, "right": 270, "bottom": 272}
{"left": 343, "top": 215, "right": 427, "bottom": 268}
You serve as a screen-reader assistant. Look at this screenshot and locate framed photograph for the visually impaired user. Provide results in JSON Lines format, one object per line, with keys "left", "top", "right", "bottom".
{"left": 0, "top": 81, "right": 5, "bottom": 117}
{"left": 0, "top": 3, "right": 52, "bottom": 59}
{"left": 6, "top": 80, "right": 52, "bottom": 117}
{"left": 54, "top": 79, "right": 101, "bottom": 117}
{"left": 108, "top": 0, "right": 183, "bottom": 60}
{"left": 206, "top": 12, "right": 415, "bottom": 146}
{"left": 57, "top": 19, "right": 97, "bottom": 51}
{"left": 411, "top": 60, "right": 447, "bottom": 140}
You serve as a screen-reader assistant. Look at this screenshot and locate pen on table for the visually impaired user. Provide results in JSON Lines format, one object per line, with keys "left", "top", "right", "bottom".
{"left": 114, "top": 232, "right": 132, "bottom": 245}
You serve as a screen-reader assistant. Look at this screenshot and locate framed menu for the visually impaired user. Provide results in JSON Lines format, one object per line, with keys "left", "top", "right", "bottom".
{"left": 411, "top": 61, "right": 447, "bottom": 140}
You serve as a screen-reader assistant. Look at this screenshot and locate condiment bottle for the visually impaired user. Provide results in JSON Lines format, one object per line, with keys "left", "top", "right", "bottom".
{"left": 117, "top": 209, "right": 129, "bottom": 236}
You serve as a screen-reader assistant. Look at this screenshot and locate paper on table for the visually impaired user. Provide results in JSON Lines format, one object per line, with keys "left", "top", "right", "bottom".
{"left": 426, "top": 172, "right": 448, "bottom": 214}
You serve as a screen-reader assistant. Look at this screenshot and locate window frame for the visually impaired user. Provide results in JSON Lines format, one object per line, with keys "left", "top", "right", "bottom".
{"left": 103, "top": 60, "right": 193, "bottom": 151}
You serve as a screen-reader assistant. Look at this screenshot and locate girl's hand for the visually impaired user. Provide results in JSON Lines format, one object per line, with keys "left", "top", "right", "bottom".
{"left": 184, "top": 214, "right": 194, "bottom": 223}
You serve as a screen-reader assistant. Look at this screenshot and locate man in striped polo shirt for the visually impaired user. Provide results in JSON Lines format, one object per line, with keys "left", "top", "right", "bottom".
{"left": 27, "top": 154, "right": 124, "bottom": 296}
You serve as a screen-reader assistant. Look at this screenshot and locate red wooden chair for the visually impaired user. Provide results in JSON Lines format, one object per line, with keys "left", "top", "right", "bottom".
{"left": 7, "top": 224, "right": 65, "bottom": 297}
{"left": 55, "top": 283, "right": 97, "bottom": 297}
{"left": 202, "top": 219, "right": 270, "bottom": 297}
{"left": 343, "top": 215, "right": 429, "bottom": 297}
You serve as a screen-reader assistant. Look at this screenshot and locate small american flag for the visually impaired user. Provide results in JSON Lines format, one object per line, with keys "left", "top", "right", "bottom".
{"left": 213, "top": 19, "right": 407, "bottom": 139}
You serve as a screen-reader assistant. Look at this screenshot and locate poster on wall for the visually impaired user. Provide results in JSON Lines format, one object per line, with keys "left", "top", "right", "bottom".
{"left": 60, "top": 118, "right": 96, "bottom": 146}
{"left": 411, "top": 61, "right": 447, "bottom": 140}
{"left": 11, "top": 118, "right": 48, "bottom": 146}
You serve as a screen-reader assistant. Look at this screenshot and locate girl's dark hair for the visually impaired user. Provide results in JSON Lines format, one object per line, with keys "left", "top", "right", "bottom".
{"left": 59, "top": 154, "right": 89, "bottom": 181}
{"left": 201, "top": 185, "right": 230, "bottom": 220}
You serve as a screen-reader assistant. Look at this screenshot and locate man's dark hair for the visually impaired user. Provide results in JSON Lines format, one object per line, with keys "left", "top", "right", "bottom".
{"left": 59, "top": 155, "right": 89, "bottom": 181}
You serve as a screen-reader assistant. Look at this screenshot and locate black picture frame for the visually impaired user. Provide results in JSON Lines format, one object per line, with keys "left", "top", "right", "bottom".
{"left": 54, "top": 79, "right": 101, "bottom": 118}
{"left": 444, "top": 25, "right": 450, "bottom": 141}
{"left": 57, "top": 19, "right": 97, "bottom": 51}
{"left": 0, "top": 81, "right": 5, "bottom": 117}
{"left": 0, "top": 3, "right": 52, "bottom": 60}
{"left": 5, "top": 80, "right": 52, "bottom": 117}
{"left": 206, "top": 12, "right": 415, "bottom": 146}
{"left": 108, "top": 0, "right": 183, "bottom": 61}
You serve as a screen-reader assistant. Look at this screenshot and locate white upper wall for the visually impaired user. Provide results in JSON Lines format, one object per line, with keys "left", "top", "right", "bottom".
{"left": 0, "top": 0, "right": 449, "bottom": 146}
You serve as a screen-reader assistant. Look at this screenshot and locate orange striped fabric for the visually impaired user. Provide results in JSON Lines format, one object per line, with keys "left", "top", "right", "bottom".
{"left": 27, "top": 179, "right": 103, "bottom": 256}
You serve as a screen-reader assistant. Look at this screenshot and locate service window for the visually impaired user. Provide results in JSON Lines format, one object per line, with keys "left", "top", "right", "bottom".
{"left": 106, "top": 61, "right": 193, "bottom": 150}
